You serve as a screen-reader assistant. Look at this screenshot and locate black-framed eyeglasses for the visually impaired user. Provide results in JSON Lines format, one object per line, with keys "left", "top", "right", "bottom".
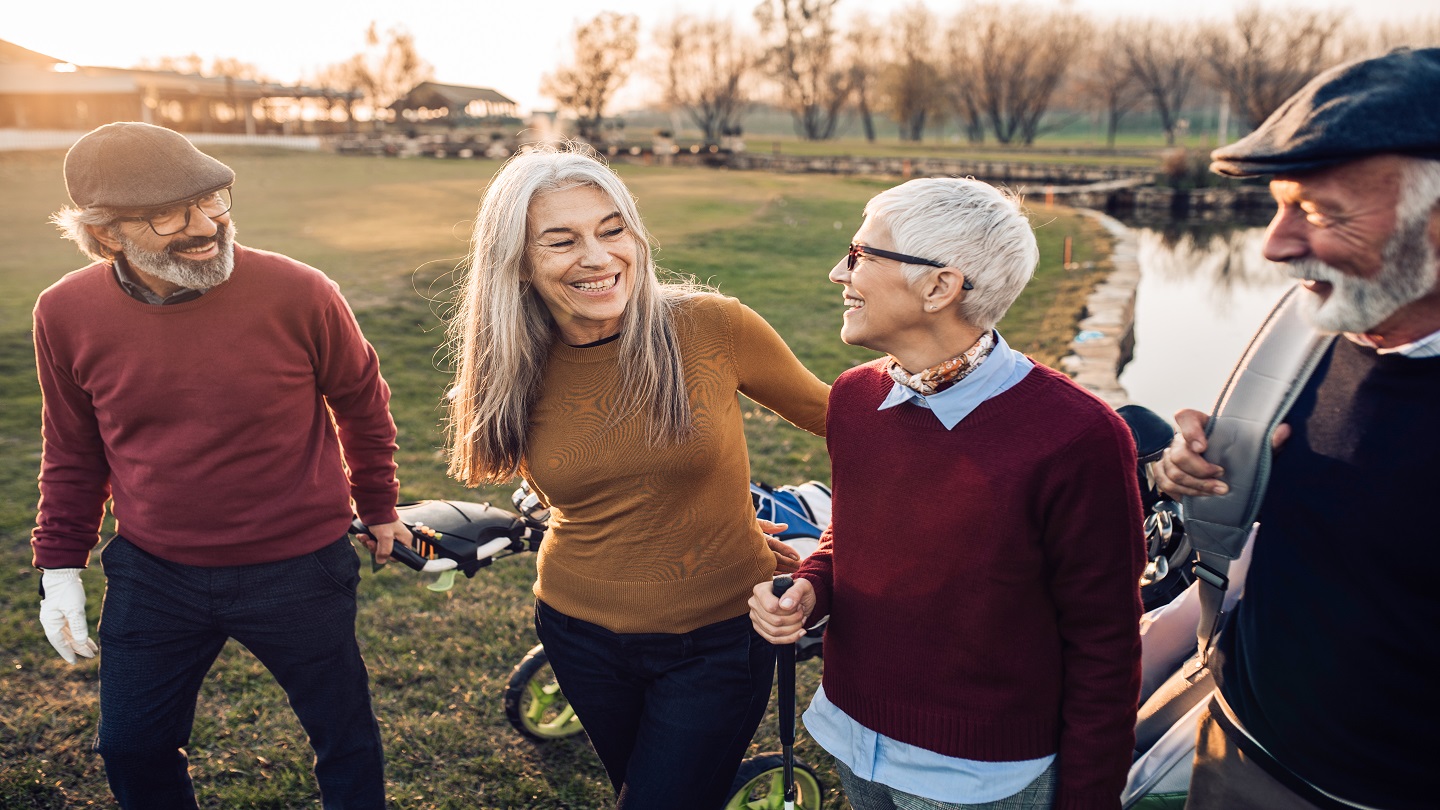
{"left": 847, "top": 243, "right": 973, "bottom": 290}
{"left": 115, "top": 187, "right": 233, "bottom": 236}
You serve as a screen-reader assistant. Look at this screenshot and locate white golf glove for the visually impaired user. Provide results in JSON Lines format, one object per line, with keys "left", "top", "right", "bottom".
{"left": 39, "top": 568, "right": 99, "bottom": 664}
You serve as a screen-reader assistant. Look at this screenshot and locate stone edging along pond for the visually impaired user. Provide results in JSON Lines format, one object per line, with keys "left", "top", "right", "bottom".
{"left": 1060, "top": 209, "right": 1138, "bottom": 410}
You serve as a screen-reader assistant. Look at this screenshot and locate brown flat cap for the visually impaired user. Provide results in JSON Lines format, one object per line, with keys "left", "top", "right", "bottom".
{"left": 64, "top": 122, "right": 235, "bottom": 209}
{"left": 1211, "top": 47, "right": 1440, "bottom": 177}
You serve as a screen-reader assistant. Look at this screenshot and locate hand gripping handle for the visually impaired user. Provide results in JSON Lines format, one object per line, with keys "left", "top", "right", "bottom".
{"left": 349, "top": 518, "right": 428, "bottom": 571}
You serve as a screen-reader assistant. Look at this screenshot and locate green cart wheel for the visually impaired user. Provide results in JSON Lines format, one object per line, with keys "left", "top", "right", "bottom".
{"left": 503, "top": 644, "right": 585, "bottom": 741}
{"left": 725, "top": 753, "right": 824, "bottom": 810}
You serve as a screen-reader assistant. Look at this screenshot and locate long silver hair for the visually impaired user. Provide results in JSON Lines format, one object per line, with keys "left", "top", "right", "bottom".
{"left": 445, "top": 142, "right": 705, "bottom": 486}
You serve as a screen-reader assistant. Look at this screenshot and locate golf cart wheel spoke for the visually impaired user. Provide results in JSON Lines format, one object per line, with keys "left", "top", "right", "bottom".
{"left": 536, "top": 706, "right": 574, "bottom": 734}
{"left": 525, "top": 679, "right": 551, "bottom": 703}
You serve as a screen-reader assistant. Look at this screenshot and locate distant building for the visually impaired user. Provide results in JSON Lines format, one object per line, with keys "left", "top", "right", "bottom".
{"left": 390, "top": 81, "right": 519, "bottom": 125}
{"left": 0, "top": 38, "right": 356, "bottom": 134}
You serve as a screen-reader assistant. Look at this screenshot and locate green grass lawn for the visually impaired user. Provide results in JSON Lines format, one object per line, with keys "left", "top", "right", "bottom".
{"left": 0, "top": 148, "right": 1110, "bottom": 809}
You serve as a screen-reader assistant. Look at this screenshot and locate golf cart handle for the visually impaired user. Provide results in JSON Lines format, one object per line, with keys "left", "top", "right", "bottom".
{"left": 349, "top": 518, "right": 429, "bottom": 571}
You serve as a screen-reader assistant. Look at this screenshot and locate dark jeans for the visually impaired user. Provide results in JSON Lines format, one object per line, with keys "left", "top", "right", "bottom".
{"left": 535, "top": 599, "right": 776, "bottom": 810}
{"left": 95, "top": 535, "right": 385, "bottom": 810}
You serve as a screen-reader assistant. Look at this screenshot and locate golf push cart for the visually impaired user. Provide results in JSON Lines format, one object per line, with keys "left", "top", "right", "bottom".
{"left": 351, "top": 479, "right": 834, "bottom": 810}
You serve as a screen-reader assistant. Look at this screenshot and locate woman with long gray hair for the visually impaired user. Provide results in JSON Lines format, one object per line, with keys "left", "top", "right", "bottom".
{"left": 445, "top": 142, "right": 828, "bottom": 808}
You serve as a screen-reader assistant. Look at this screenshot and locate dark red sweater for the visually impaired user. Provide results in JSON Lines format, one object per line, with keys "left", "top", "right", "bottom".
{"left": 31, "top": 245, "right": 400, "bottom": 569}
{"left": 796, "top": 360, "right": 1143, "bottom": 810}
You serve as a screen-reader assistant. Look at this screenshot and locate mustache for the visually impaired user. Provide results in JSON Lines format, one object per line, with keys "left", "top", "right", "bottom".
{"left": 166, "top": 223, "right": 230, "bottom": 254}
{"left": 1278, "top": 258, "right": 1345, "bottom": 284}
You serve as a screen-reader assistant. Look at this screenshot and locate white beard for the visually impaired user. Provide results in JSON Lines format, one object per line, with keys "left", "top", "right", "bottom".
{"left": 1282, "top": 211, "right": 1437, "bottom": 334}
{"left": 118, "top": 221, "right": 236, "bottom": 290}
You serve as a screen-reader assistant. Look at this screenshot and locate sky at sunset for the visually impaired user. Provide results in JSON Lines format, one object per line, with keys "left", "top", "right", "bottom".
{"left": 6, "top": 0, "right": 1434, "bottom": 113}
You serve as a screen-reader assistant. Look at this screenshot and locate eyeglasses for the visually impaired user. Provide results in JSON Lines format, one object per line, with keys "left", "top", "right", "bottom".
{"left": 115, "top": 187, "right": 233, "bottom": 236}
{"left": 847, "top": 243, "right": 973, "bottom": 290}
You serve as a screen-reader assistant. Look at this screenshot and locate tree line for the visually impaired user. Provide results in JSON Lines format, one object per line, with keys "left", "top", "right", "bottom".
{"left": 142, "top": 5, "right": 1437, "bottom": 147}
{"left": 544, "top": 1, "right": 1438, "bottom": 147}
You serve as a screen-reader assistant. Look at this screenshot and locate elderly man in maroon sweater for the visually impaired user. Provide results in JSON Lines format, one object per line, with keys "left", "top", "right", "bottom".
{"left": 32, "top": 122, "right": 410, "bottom": 809}
{"left": 752, "top": 178, "right": 1144, "bottom": 810}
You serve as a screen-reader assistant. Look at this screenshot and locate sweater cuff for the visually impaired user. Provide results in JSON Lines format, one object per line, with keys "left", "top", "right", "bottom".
{"left": 31, "top": 543, "right": 92, "bottom": 572}
{"left": 794, "top": 571, "right": 831, "bottom": 626}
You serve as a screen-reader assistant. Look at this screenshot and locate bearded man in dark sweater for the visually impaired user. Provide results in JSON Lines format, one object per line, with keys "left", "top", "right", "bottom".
{"left": 751, "top": 178, "right": 1145, "bottom": 810}
{"left": 1156, "top": 49, "right": 1440, "bottom": 810}
{"left": 32, "top": 122, "right": 412, "bottom": 809}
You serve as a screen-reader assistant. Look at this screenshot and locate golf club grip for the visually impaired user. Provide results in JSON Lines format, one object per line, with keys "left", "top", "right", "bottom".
{"left": 778, "top": 645, "right": 795, "bottom": 744}
{"left": 772, "top": 574, "right": 797, "bottom": 746}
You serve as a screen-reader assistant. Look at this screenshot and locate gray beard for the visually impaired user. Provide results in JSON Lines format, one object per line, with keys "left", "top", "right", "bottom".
{"left": 118, "top": 221, "right": 236, "bottom": 290}
{"left": 1283, "top": 211, "right": 1438, "bottom": 334}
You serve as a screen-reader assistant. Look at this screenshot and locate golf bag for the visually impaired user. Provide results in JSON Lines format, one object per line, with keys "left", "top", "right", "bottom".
{"left": 1122, "top": 286, "right": 1331, "bottom": 808}
{"left": 751, "top": 479, "right": 832, "bottom": 560}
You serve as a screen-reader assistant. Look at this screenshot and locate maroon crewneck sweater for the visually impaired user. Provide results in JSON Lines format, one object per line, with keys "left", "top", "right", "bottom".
{"left": 796, "top": 360, "right": 1143, "bottom": 810}
{"left": 31, "top": 245, "right": 400, "bottom": 570}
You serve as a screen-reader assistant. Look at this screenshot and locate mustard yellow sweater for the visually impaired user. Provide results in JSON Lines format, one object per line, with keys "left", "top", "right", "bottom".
{"left": 525, "top": 294, "right": 829, "bottom": 633}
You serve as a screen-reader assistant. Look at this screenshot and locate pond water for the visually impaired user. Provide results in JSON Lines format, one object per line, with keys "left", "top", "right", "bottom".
{"left": 1117, "top": 221, "right": 1298, "bottom": 424}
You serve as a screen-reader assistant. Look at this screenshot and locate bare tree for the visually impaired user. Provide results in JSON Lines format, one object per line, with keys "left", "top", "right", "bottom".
{"left": 946, "top": 4, "right": 1086, "bottom": 146}
{"left": 542, "top": 12, "right": 640, "bottom": 143}
{"left": 1366, "top": 16, "right": 1440, "bottom": 53}
{"left": 945, "top": 38, "right": 987, "bottom": 145}
{"left": 844, "top": 11, "right": 880, "bottom": 143}
{"left": 358, "top": 23, "right": 433, "bottom": 120}
{"left": 878, "top": 4, "right": 942, "bottom": 142}
{"left": 1119, "top": 20, "right": 1199, "bottom": 146}
{"left": 657, "top": 15, "right": 754, "bottom": 146}
{"left": 1202, "top": 6, "right": 1348, "bottom": 130}
{"left": 314, "top": 23, "right": 433, "bottom": 124}
{"left": 1077, "top": 23, "right": 1147, "bottom": 148}
{"left": 753, "top": 0, "right": 852, "bottom": 140}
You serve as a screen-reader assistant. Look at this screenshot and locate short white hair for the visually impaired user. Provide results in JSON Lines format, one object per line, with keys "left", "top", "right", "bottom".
{"left": 51, "top": 205, "right": 119, "bottom": 261}
{"left": 863, "top": 178, "right": 1038, "bottom": 331}
{"left": 1396, "top": 156, "right": 1440, "bottom": 224}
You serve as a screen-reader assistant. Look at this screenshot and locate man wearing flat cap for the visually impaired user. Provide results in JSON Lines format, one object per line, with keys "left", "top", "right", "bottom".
{"left": 32, "top": 121, "right": 411, "bottom": 809}
{"left": 1156, "top": 48, "right": 1440, "bottom": 809}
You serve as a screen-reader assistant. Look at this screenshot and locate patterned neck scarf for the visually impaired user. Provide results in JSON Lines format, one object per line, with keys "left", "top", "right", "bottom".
{"left": 886, "top": 331, "right": 997, "bottom": 395}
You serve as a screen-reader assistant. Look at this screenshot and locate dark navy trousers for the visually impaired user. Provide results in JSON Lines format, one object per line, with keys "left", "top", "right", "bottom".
{"left": 95, "top": 535, "right": 385, "bottom": 809}
{"left": 535, "top": 599, "right": 776, "bottom": 810}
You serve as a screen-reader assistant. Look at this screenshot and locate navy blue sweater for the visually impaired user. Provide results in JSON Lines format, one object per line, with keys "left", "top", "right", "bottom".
{"left": 1219, "top": 338, "right": 1440, "bottom": 809}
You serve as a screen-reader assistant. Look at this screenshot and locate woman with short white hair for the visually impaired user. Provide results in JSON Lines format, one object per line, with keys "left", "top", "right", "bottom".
{"left": 751, "top": 177, "right": 1145, "bottom": 810}
{"left": 445, "top": 142, "right": 828, "bottom": 809}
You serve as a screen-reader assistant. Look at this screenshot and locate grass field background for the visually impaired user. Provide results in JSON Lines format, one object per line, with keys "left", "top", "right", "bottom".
{"left": 0, "top": 148, "right": 1110, "bottom": 809}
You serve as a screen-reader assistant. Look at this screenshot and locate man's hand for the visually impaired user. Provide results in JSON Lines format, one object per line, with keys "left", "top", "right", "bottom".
{"left": 1155, "top": 409, "right": 1292, "bottom": 499}
{"left": 759, "top": 519, "right": 802, "bottom": 574}
{"left": 749, "top": 577, "right": 815, "bottom": 644}
{"left": 355, "top": 519, "right": 414, "bottom": 565}
{"left": 39, "top": 568, "right": 98, "bottom": 664}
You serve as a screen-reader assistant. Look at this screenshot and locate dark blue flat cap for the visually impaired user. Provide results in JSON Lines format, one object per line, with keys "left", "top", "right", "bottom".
{"left": 1211, "top": 47, "right": 1440, "bottom": 177}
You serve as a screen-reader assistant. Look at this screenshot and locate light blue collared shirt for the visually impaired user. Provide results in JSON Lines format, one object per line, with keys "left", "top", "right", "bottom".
{"left": 876, "top": 330, "right": 1035, "bottom": 429}
{"left": 804, "top": 330, "right": 1052, "bottom": 804}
